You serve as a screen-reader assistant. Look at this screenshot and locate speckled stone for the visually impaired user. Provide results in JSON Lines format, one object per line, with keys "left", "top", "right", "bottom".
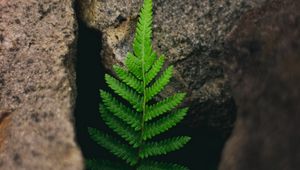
{"left": 0, "top": 0, "right": 83, "bottom": 169}
{"left": 219, "top": 0, "right": 300, "bottom": 169}
{"left": 79, "top": 0, "right": 266, "bottom": 132}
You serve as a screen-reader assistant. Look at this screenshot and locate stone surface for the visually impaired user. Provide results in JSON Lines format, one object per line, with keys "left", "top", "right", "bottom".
{"left": 219, "top": 0, "right": 300, "bottom": 169}
{"left": 79, "top": 0, "right": 266, "bottom": 131}
{"left": 0, "top": 0, "right": 83, "bottom": 169}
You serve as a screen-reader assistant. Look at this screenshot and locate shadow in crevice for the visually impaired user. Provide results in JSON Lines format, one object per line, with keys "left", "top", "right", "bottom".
{"left": 74, "top": 16, "right": 106, "bottom": 159}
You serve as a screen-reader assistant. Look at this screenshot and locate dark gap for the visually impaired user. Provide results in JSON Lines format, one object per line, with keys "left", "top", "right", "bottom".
{"left": 74, "top": 2, "right": 233, "bottom": 170}
{"left": 73, "top": 5, "right": 106, "bottom": 160}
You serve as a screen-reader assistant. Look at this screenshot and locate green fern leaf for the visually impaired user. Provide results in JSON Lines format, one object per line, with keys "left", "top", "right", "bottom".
{"left": 145, "top": 66, "right": 173, "bottom": 101}
{"left": 125, "top": 52, "right": 142, "bottom": 79}
{"left": 88, "top": 128, "right": 138, "bottom": 165}
{"left": 133, "top": 0, "right": 153, "bottom": 59}
{"left": 100, "top": 90, "right": 141, "bottom": 130}
{"left": 143, "top": 108, "right": 188, "bottom": 140}
{"left": 139, "top": 136, "right": 191, "bottom": 158}
{"left": 100, "top": 104, "right": 140, "bottom": 147}
{"left": 105, "top": 74, "right": 143, "bottom": 111}
{"left": 145, "top": 55, "right": 165, "bottom": 85}
{"left": 137, "top": 161, "right": 189, "bottom": 170}
{"left": 145, "top": 93, "right": 186, "bottom": 121}
{"left": 114, "top": 65, "right": 143, "bottom": 93}
{"left": 144, "top": 52, "right": 157, "bottom": 72}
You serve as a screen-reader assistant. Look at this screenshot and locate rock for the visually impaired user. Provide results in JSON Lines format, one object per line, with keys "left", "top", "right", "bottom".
{"left": 219, "top": 0, "right": 300, "bottom": 169}
{"left": 0, "top": 0, "right": 83, "bottom": 169}
{"left": 78, "top": 0, "right": 266, "bottom": 132}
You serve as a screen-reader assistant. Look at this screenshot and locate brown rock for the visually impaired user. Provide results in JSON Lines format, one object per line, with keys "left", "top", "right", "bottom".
{"left": 220, "top": 0, "right": 300, "bottom": 169}
{"left": 79, "top": 0, "right": 267, "bottom": 132}
{"left": 0, "top": 0, "right": 83, "bottom": 169}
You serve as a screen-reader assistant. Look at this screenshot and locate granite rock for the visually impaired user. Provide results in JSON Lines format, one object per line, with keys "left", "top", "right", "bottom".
{"left": 79, "top": 0, "right": 266, "bottom": 131}
{"left": 0, "top": 0, "right": 83, "bottom": 169}
{"left": 219, "top": 0, "right": 300, "bottom": 169}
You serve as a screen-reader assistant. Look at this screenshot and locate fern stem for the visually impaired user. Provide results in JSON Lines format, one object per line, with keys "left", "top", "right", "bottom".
{"left": 136, "top": 0, "right": 150, "bottom": 166}
{"left": 136, "top": 59, "right": 146, "bottom": 167}
{"left": 137, "top": 23, "right": 147, "bottom": 170}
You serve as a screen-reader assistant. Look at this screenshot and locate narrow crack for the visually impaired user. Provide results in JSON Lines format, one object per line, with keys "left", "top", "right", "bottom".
{"left": 73, "top": 1, "right": 106, "bottom": 160}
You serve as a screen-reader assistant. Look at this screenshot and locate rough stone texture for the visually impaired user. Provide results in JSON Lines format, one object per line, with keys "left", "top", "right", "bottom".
{"left": 0, "top": 0, "right": 83, "bottom": 169}
{"left": 79, "top": 0, "right": 266, "bottom": 131}
{"left": 219, "top": 0, "right": 300, "bottom": 169}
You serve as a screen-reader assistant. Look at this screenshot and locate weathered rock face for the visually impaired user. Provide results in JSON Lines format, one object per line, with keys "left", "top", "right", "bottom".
{"left": 79, "top": 0, "right": 266, "bottom": 132}
{"left": 219, "top": 0, "right": 300, "bottom": 169}
{"left": 0, "top": 0, "right": 83, "bottom": 169}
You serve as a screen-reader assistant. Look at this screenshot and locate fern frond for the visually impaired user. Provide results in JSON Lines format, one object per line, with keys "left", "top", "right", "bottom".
{"left": 125, "top": 52, "right": 142, "bottom": 79}
{"left": 88, "top": 128, "right": 138, "bottom": 165}
{"left": 145, "top": 93, "right": 186, "bottom": 121}
{"left": 100, "top": 105, "right": 140, "bottom": 147}
{"left": 89, "top": 0, "right": 190, "bottom": 168}
{"left": 139, "top": 136, "right": 191, "bottom": 158}
{"left": 145, "top": 55, "right": 165, "bottom": 85}
{"left": 100, "top": 90, "right": 141, "bottom": 130}
{"left": 143, "top": 108, "right": 188, "bottom": 140}
{"left": 137, "top": 160, "right": 189, "bottom": 170}
{"left": 114, "top": 65, "right": 143, "bottom": 93}
{"left": 105, "top": 74, "right": 143, "bottom": 111}
{"left": 86, "top": 159, "right": 130, "bottom": 170}
{"left": 145, "top": 66, "right": 173, "bottom": 101}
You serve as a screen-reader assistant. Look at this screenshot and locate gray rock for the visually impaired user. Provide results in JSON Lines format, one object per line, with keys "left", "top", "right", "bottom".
{"left": 79, "top": 0, "right": 266, "bottom": 131}
{"left": 219, "top": 0, "right": 300, "bottom": 169}
{"left": 0, "top": 0, "right": 83, "bottom": 169}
